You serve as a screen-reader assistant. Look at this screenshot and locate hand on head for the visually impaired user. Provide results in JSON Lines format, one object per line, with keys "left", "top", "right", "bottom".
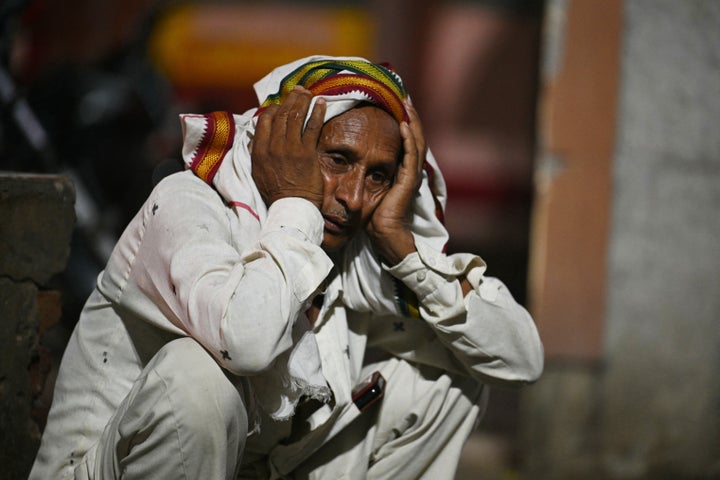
{"left": 365, "top": 98, "right": 426, "bottom": 265}
{"left": 251, "top": 86, "right": 327, "bottom": 208}
{"left": 251, "top": 85, "right": 426, "bottom": 264}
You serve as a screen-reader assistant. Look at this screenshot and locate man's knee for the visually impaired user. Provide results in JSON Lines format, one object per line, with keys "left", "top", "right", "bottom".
{"left": 146, "top": 337, "right": 248, "bottom": 436}
{"left": 150, "top": 337, "right": 247, "bottom": 418}
{"left": 97, "top": 338, "right": 248, "bottom": 479}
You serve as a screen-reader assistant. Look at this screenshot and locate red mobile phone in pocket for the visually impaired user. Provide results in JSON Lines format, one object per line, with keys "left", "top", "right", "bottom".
{"left": 352, "top": 371, "right": 385, "bottom": 412}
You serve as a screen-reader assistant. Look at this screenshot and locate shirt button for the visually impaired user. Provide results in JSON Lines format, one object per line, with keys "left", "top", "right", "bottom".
{"left": 416, "top": 270, "right": 427, "bottom": 282}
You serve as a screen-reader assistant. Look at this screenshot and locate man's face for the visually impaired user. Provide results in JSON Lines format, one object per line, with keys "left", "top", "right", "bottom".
{"left": 317, "top": 105, "right": 402, "bottom": 253}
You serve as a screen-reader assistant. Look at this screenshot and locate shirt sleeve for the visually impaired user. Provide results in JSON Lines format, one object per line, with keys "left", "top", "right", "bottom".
{"left": 116, "top": 173, "right": 333, "bottom": 375}
{"left": 379, "top": 238, "right": 544, "bottom": 386}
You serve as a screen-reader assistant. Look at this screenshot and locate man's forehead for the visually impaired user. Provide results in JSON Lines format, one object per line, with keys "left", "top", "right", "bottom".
{"left": 320, "top": 106, "right": 403, "bottom": 168}
{"left": 323, "top": 104, "right": 399, "bottom": 133}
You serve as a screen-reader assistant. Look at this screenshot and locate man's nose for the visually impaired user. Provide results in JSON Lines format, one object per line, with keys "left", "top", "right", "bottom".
{"left": 336, "top": 170, "right": 364, "bottom": 212}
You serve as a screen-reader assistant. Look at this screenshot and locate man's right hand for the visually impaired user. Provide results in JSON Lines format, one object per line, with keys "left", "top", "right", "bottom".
{"left": 251, "top": 86, "right": 327, "bottom": 209}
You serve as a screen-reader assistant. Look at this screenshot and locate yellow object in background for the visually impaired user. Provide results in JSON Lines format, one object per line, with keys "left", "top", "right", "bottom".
{"left": 150, "top": 4, "right": 374, "bottom": 91}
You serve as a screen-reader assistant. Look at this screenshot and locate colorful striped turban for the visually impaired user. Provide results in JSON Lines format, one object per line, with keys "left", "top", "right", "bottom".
{"left": 256, "top": 59, "right": 409, "bottom": 124}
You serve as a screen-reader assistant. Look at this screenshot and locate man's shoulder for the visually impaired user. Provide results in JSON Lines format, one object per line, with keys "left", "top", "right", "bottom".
{"left": 153, "top": 170, "right": 224, "bottom": 203}
{"left": 140, "top": 170, "right": 231, "bottom": 226}
{"left": 154, "top": 168, "right": 204, "bottom": 191}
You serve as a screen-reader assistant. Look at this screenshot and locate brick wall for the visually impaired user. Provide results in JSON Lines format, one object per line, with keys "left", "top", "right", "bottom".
{"left": 0, "top": 174, "right": 75, "bottom": 480}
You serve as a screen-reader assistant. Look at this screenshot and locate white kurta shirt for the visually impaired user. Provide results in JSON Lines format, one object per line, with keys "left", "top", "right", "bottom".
{"left": 34, "top": 169, "right": 543, "bottom": 479}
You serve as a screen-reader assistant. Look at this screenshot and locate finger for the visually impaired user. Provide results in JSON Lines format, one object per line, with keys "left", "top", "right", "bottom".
{"left": 273, "top": 86, "right": 304, "bottom": 139}
{"left": 404, "top": 98, "right": 427, "bottom": 173}
{"left": 404, "top": 97, "right": 424, "bottom": 139}
{"left": 406, "top": 105, "right": 426, "bottom": 168}
{"left": 399, "top": 121, "right": 420, "bottom": 184}
{"left": 254, "top": 104, "right": 279, "bottom": 156}
{"left": 302, "top": 97, "right": 326, "bottom": 147}
{"left": 281, "top": 86, "right": 312, "bottom": 141}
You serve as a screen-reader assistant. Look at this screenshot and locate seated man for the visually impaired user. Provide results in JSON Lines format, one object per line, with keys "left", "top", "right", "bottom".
{"left": 30, "top": 56, "right": 543, "bottom": 479}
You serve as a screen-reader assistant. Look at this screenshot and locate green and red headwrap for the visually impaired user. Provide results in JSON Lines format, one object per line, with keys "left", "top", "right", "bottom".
{"left": 256, "top": 59, "right": 409, "bottom": 124}
{"left": 181, "top": 55, "right": 450, "bottom": 323}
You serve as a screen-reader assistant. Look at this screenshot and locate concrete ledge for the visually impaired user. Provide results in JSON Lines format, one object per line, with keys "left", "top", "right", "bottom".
{"left": 0, "top": 173, "right": 75, "bottom": 284}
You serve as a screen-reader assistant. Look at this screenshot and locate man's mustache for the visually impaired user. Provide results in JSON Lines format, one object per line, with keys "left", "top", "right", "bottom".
{"left": 327, "top": 209, "right": 350, "bottom": 222}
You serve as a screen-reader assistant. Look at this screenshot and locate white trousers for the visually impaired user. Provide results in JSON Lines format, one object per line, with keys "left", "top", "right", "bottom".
{"left": 37, "top": 335, "right": 486, "bottom": 479}
{"left": 293, "top": 356, "right": 488, "bottom": 480}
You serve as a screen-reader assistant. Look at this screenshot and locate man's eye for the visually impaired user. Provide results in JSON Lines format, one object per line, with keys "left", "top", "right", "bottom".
{"left": 369, "top": 172, "right": 386, "bottom": 183}
{"left": 367, "top": 171, "right": 391, "bottom": 191}
{"left": 320, "top": 155, "right": 349, "bottom": 172}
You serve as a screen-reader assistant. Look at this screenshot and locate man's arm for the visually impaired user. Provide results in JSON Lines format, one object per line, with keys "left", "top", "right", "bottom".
{"left": 365, "top": 99, "right": 543, "bottom": 385}
{"left": 122, "top": 173, "right": 333, "bottom": 376}
{"left": 379, "top": 245, "right": 544, "bottom": 386}
{"left": 114, "top": 88, "right": 332, "bottom": 376}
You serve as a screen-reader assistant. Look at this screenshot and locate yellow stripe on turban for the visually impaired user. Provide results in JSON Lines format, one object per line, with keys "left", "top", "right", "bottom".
{"left": 258, "top": 59, "right": 409, "bottom": 124}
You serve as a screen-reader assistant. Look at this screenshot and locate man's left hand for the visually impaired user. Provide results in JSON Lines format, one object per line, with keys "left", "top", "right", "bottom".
{"left": 366, "top": 99, "right": 426, "bottom": 265}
